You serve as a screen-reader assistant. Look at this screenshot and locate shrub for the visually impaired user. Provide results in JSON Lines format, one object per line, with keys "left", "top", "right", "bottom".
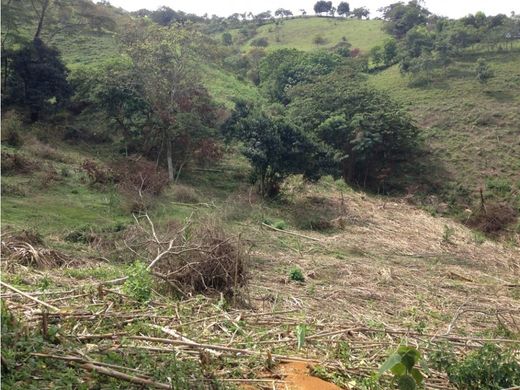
{"left": 313, "top": 35, "right": 327, "bottom": 45}
{"left": 289, "top": 267, "right": 305, "bottom": 282}
{"left": 123, "top": 260, "right": 153, "bottom": 303}
{"left": 113, "top": 158, "right": 169, "bottom": 197}
{"left": 467, "top": 203, "right": 517, "bottom": 234}
{"left": 25, "top": 138, "right": 69, "bottom": 162}
{"left": 171, "top": 185, "right": 201, "bottom": 204}
{"left": 251, "top": 37, "right": 269, "bottom": 47}
{"left": 1, "top": 152, "right": 37, "bottom": 175}
{"left": 1, "top": 182, "right": 27, "bottom": 197}
{"left": 193, "top": 139, "right": 224, "bottom": 167}
{"left": 153, "top": 222, "right": 247, "bottom": 296}
{"left": 446, "top": 344, "right": 520, "bottom": 389}
{"left": 81, "top": 159, "right": 114, "bottom": 185}
{"left": 1, "top": 111, "right": 24, "bottom": 147}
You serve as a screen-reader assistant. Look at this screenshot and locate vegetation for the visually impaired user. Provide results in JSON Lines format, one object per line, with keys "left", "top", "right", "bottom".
{"left": 1, "top": 0, "right": 519, "bottom": 388}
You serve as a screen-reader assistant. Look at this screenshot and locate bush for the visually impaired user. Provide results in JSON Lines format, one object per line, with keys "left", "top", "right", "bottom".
{"left": 1, "top": 152, "right": 37, "bottom": 175}
{"left": 1, "top": 111, "right": 24, "bottom": 147}
{"left": 123, "top": 260, "right": 153, "bottom": 303}
{"left": 251, "top": 37, "right": 269, "bottom": 47}
{"left": 113, "top": 158, "right": 169, "bottom": 197}
{"left": 446, "top": 344, "right": 520, "bottom": 389}
{"left": 25, "top": 138, "right": 69, "bottom": 162}
{"left": 289, "top": 267, "right": 305, "bottom": 282}
{"left": 193, "top": 139, "right": 224, "bottom": 167}
{"left": 313, "top": 35, "right": 327, "bottom": 45}
{"left": 467, "top": 202, "right": 517, "bottom": 234}
{"left": 171, "top": 185, "right": 201, "bottom": 204}
{"left": 81, "top": 159, "right": 114, "bottom": 185}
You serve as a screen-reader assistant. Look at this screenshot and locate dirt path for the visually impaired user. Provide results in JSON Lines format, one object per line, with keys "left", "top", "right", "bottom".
{"left": 278, "top": 361, "right": 343, "bottom": 390}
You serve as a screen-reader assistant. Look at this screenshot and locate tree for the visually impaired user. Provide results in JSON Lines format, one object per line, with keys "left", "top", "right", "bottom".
{"left": 287, "top": 72, "right": 418, "bottom": 187}
{"left": 225, "top": 101, "right": 331, "bottom": 197}
{"left": 258, "top": 49, "right": 342, "bottom": 103}
{"left": 337, "top": 2, "right": 350, "bottom": 17}
{"left": 380, "top": 1, "right": 431, "bottom": 38}
{"left": 352, "top": 7, "right": 370, "bottom": 19}
{"left": 382, "top": 38, "right": 398, "bottom": 65}
{"left": 275, "top": 8, "right": 293, "bottom": 19}
{"left": 314, "top": 1, "right": 332, "bottom": 16}
{"left": 370, "top": 45, "right": 384, "bottom": 66}
{"left": 69, "top": 58, "right": 151, "bottom": 153}
{"left": 300, "top": 9, "right": 307, "bottom": 16}
{"left": 475, "top": 58, "right": 494, "bottom": 84}
{"left": 6, "top": 38, "right": 72, "bottom": 121}
{"left": 122, "top": 23, "right": 216, "bottom": 181}
{"left": 222, "top": 32, "right": 233, "bottom": 46}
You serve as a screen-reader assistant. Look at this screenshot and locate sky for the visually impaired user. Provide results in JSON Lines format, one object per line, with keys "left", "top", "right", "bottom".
{"left": 103, "top": 0, "right": 519, "bottom": 19}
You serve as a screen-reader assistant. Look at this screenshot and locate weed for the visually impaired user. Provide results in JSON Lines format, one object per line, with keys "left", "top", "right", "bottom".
{"left": 296, "top": 324, "right": 307, "bottom": 350}
{"left": 442, "top": 225, "right": 455, "bottom": 244}
{"left": 123, "top": 260, "right": 153, "bottom": 303}
{"left": 472, "top": 232, "right": 486, "bottom": 245}
{"left": 289, "top": 267, "right": 305, "bottom": 282}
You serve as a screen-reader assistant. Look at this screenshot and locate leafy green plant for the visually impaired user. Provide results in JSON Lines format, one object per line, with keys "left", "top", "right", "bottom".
{"left": 378, "top": 345, "right": 425, "bottom": 389}
{"left": 296, "top": 324, "right": 307, "bottom": 350}
{"left": 289, "top": 267, "right": 305, "bottom": 282}
{"left": 446, "top": 344, "right": 520, "bottom": 389}
{"left": 123, "top": 260, "right": 153, "bottom": 303}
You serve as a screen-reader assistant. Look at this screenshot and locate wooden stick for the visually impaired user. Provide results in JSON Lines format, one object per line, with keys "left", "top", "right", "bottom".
{"left": 261, "top": 222, "right": 322, "bottom": 242}
{"left": 31, "top": 353, "right": 147, "bottom": 375}
{"left": 127, "top": 335, "right": 318, "bottom": 362}
{"left": 149, "top": 324, "right": 221, "bottom": 356}
{"left": 0, "top": 281, "right": 59, "bottom": 311}
{"left": 79, "top": 362, "right": 171, "bottom": 389}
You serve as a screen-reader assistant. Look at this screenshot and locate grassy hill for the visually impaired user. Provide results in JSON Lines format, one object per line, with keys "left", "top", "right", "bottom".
{"left": 369, "top": 50, "right": 520, "bottom": 211}
{"left": 236, "top": 17, "right": 388, "bottom": 52}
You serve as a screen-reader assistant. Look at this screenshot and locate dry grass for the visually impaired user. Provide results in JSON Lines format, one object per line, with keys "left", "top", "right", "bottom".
{"left": 1, "top": 182, "right": 519, "bottom": 389}
{"left": 1, "top": 231, "right": 73, "bottom": 270}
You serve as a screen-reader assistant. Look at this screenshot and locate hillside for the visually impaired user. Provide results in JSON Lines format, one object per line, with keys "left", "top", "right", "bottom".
{"left": 369, "top": 49, "right": 520, "bottom": 212}
{"left": 2, "top": 2, "right": 520, "bottom": 389}
{"left": 2, "top": 135, "right": 519, "bottom": 389}
{"left": 234, "top": 17, "right": 388, "bottom": 52}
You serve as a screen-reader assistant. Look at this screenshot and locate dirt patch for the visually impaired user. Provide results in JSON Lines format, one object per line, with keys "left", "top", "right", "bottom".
{"left": 279, "top": 361, "right": 342, "bottom": 390}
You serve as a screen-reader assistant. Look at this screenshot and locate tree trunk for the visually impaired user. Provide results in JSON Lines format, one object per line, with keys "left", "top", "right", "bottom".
{"left": 166, "top": 139, "right": 174, "bottom": 181}
{"left": 34, "top": 0, "right": 50, "bottom": 40}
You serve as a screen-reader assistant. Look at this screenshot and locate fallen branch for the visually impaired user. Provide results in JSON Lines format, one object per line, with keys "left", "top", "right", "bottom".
{"left": 0, "top": 281, "right": 59, "bottom": 312}
{"left": 79, "top": 362, "right": 170, "bottom": 389}
{"left": 261, "top": 222, "right": 322, "bottom": 242}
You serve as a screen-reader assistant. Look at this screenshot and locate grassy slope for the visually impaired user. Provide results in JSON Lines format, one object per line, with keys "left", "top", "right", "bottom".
{"left": 369, "top": 50, "right": 520, "bottom": 208}
{"left": 237, "top": 17, "right": 388, "bottom": 52}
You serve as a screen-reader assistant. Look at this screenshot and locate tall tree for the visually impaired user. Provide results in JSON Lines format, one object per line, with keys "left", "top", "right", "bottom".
{"left": 314, "top": 1, "right": 332, "bottom": 15}
{"left": 7, "top": 38, "right": 72, "bottom": 121}
{"left": 122, "top": 23, "right": 215, "bottom": 181}
{"left": 380, "top": 1, "right": 431, "bottom": 38}
{"left": 352, "top": 7, "right": 370, "bottom": 19}
{"left": 337, "top": 2, "right": 350, "bottom": 17}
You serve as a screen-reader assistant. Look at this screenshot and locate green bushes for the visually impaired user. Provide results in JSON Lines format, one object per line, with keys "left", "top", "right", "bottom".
{"left": 123, "top": 260, "right": 153, "bottom": 303}
{"left": 430, "top": 344, "right": 520, "bottom": 389}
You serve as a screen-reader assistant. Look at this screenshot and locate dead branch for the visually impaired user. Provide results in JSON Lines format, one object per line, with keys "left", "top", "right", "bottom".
{"left": 0, "top": 281, "right": 59, "bottom": 312}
